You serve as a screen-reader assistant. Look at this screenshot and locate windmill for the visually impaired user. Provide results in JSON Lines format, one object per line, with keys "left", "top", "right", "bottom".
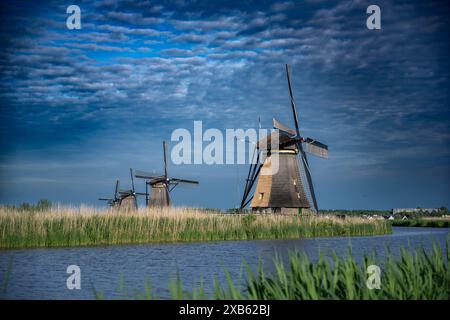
{"left": 98, "top": 179, "right": 121, "bottom": 208}
{"left": 240, "top": 64, "right": 328, "bottom": 214}
{"left": 134, "top": 141, "right": 199, "bottom": 207}
{"left": 98, "top": 169, "right": 146, "bottom": 210}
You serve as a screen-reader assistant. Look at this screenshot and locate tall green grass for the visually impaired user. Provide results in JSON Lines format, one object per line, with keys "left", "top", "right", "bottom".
{"left": 0, "top": 206, "right": 391, "bottom": 249}
{"left": 120, "top": 242, "right": 449, "bottom": 300}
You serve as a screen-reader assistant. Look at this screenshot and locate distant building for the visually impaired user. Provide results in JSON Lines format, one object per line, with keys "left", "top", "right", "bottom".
{"left": 392, "top": 208, "right": 439, "bottom": 215}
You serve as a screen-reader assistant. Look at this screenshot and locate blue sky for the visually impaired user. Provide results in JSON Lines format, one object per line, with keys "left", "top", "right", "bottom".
{"left": 0, "top": 0, "right": 448, "bottom": 210}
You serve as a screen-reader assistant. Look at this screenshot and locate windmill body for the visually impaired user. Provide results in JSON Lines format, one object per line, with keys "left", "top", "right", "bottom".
{"left": 149, "top": 182, "right": 171, "bottom": 207}
{"left": 142, "top": 177, "right": 172, "bottom": 207}
{"left": 118, "top": 193, "right": 138, "bottom": 211}
{"left": 250, "top": 145, "right": 310, "bottom": 214}
{"left": 241, "top": 65, "right": 328, "bottom": 214}
{"left": 99, "top": 169, "right": 145, "bottom": 211}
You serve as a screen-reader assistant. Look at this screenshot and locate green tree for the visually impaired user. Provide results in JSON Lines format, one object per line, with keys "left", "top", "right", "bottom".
{"left": 36, "top": 199, "right": 52, "bottom": 211}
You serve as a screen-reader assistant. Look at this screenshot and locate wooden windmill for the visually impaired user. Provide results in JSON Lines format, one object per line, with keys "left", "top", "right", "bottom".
{"left": 134, "top": 141, "right": 199, "bottom": 207}
{"left": 240, "top": 64, "right": 328, "bottom": 214}
{"left": 98, "top": 169, "right": 146, "bottom": 210}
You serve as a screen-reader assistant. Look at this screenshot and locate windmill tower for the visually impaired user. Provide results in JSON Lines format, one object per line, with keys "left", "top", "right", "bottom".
{"left": 240, "top": 64, "right": 328, "bottom": 214}
{"left": 98, "top": 169, "right": 146, "bottom": 210}
{"left": 134, "top": 141, "right": 199, "bottom": 207}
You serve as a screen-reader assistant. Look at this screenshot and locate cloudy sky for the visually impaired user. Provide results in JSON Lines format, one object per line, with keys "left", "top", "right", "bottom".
{"left": 0, "top": 0, "right": 448, "bottom": 210}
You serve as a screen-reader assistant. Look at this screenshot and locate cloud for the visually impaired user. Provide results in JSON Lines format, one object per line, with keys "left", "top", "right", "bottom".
{"left": 97, "top": 24, "right": 169, "bottom": 37}
{"left": 67, "top": 42, "right": 134, "bottom": 52}
{"left": 105, "top": 11, "right": 163, "bottom": 24}
{"left": 171, "top": 17, "right": 241, "bottom": 31}
{"left": 0, "top": 0, "right": 448, "bottom": 209}
{"left": 271, "top": 2, "right": 296, "bottom": 12}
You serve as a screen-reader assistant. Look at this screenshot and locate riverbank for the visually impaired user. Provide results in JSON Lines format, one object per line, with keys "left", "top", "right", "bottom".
{"left": 392, "top": 217, "right": 450, "bottom": 228}
{"left": 0, "top": 206, "right": 391, "bottom": 249}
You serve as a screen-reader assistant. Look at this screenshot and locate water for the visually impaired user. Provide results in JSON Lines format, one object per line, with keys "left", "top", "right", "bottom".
{"left": 0, "top": 227, "right": 448, "bottom": 299}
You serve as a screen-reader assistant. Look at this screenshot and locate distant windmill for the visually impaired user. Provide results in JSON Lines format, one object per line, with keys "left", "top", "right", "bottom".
{"left": 240, "top": 64, "right": 328, "bottom": 214}
{"left": 98, "top": 169, "right": 146, "bottom": 210}
{"left": 134, "top": 141, "right": 199, "bottom": 207}
{"left": 98, "top": 179, "right": 121, "bottom": 208}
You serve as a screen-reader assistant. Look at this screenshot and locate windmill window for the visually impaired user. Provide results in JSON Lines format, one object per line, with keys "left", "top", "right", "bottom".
{"left": 293, "top": 179, "right": 297, "bottom": 186}
{"left": 297, "top": 193, "right": 301, "bottom": 199}
{"left": 259, "top": 193, "right": 264, "bottom": 200}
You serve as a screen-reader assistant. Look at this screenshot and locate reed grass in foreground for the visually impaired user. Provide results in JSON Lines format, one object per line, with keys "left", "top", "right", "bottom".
{"left": 0, "top": 206, "right": 391, "bottom": 249}
{"left": 108, "top": 242, "right": 449, "bottom": 300}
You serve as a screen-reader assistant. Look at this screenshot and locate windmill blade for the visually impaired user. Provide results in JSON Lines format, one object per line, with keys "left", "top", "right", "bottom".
{"left": 149, "top": 177, "right": 167, "bottom": 184}
{"left": 285, "top": 64, "right": 301, "bottom": 137}
{"left": 243, "top": 195, "right": 254, "bottom": 208}
{"left": 240, "top": 161, "right": 262, "bottom": 209}
{"left": 98, "top": 197, "right": 113, "bottom": 201}
{"left": 163, "top": 140, "right": 168, "bottom": 178}
{"left": 304, "top": 138, "right": 329, "bottom": 159}
{"left": 130, "top": 168, "right": 135, "bottom": 193}
{"left": 119, "top": 189, "right": 133, "bottom": 195}
{"left": 145, "top": 182, "right": 149, "bottom": 206}
{"left": 114, "top": 180, "right": 119, "bottom": 198}
{"left": 170, "top": 178, "right": 199, "bottom": 185}
{"left": 258, "top": 131, "right": 300, "bottom": 151}
{"left": 300, "top": 151, "right": 318, "bottom": 212}
{"left": 241, "top": 146, "right": 257, "bottom": 208}
{"left": 240, "top": 149, "right": 263, "bottom": 209}
{"left": 273, "top": 118, "right": 296, "bottom": 137}
{"left": 134, "top": 170, "right": 164, "bottom": 180}
{"left": 239, "top": 144, "right": 260, "bottom": 209}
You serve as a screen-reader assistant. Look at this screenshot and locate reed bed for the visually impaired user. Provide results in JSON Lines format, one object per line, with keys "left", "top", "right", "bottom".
{"left": 0, "top": 206, "right": 391, "bottom": 249}
{"left": 134, "top": 241, "right": 449, "bottom": 300}
{"left": 239, "top": 244, "right": 449, "bottom": 300}
{"left": 392, "top": 218, "right": 450, "bottom": 228}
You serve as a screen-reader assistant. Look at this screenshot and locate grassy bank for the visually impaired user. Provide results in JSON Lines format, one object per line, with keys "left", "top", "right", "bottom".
{"left": 392, "top": 218, "right": 450, "bottom": 228}
{"left": 100, "top": 242, "right": 449, "bottom": 300}
{"left": 0, "top": 206, "right": 391, "bottom": 249}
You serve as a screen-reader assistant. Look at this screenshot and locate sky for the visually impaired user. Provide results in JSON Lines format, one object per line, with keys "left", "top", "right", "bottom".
{"left": 0, "top": 0, "right": 448, "bottom": 210}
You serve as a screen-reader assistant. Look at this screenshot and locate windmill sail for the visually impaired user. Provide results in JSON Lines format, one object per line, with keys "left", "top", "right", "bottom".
{"left": 134, "top": 170, "right": 164, "bottom": 180}
{"left": 285, "top": 64, "right": 301, "bottom": 137}
{"left": 273, "top": 118, "right": 296, "bottom": 136}
{"left": 163, "top": 141, "right": 168, "bottom": 178}
{"left": 300, "top": 150, "right": 318, "bottom": 212}
{"left": 304, "top": 138, "right": 328, "bottom": 159}
{"left": 118, "top": 189, "right": 133, "bottom": 195}
{"left": 170, "top": 178, "right": 199, "bottom": 184}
